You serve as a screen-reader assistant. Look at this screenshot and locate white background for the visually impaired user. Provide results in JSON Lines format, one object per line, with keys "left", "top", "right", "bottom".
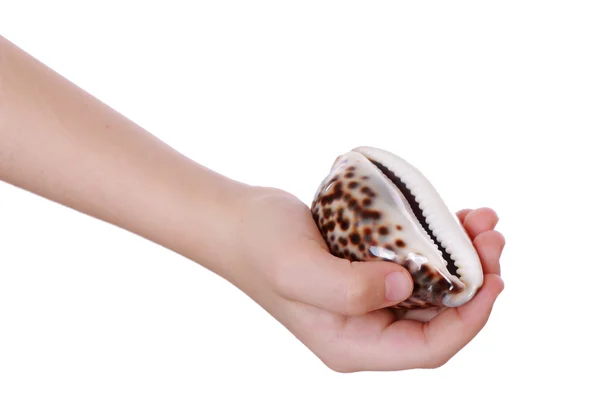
{"left": 1, "top": 1, "right": 599, "bottom": 399}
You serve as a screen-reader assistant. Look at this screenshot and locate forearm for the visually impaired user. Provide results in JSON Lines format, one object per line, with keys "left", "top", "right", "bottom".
{"left": 0, "top": 35, "right": 248, "bottom": 273}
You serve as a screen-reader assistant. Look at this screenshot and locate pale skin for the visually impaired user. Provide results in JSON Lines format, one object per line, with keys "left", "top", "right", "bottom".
{"left": 0, "top": 36, "right": 505, "bottom": 372}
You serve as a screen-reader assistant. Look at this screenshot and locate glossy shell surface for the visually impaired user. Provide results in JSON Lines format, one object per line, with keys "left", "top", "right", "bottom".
{"left": 311, "top": 146, "right": 484, "bottom": 316}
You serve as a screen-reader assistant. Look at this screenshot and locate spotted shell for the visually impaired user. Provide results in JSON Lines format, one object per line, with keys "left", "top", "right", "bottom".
{"left": 311, "top": 146, "right": 483, "bottom": 319}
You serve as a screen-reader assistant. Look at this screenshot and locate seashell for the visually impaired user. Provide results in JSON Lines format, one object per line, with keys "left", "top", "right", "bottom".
{"left": 311, "top": 146, "right": 483, "bottom": 321}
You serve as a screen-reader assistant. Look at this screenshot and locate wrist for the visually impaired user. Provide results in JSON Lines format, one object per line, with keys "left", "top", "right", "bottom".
{"left": 167, "top": 168, "right": 253, "bottom": 277}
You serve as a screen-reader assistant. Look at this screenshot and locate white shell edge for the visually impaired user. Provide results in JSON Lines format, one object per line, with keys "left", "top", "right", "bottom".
{"left": 352, "top": 146, "right": 484, "bottom": 307}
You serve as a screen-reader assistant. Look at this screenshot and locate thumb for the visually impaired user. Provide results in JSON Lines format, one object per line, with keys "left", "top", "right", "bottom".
{"left": 274, "top": 242, "right": 414, "bottom": 316}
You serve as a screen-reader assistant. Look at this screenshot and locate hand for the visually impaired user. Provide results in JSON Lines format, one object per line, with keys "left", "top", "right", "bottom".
{"left": 224, "top": 187, "right": 505, "bottom": 372}
{"left": 0, "top": 36, "right": 504, "bottom": 372}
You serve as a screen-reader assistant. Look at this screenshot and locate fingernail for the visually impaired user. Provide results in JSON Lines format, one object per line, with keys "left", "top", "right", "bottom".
{"left": 385, "top": 271, "right": 411, "bottom": 302}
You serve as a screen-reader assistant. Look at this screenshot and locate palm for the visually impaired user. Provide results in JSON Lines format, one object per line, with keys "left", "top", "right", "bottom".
{"left": 237, "top": 190, "right": 504, "bottom": 372}
{"left": 284, "top": 198, "right": 502, "bottom": 371}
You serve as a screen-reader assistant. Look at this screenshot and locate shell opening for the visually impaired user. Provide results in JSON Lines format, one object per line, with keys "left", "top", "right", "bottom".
{"left": 367, "top": 158, "right": 461, "bottom": 280}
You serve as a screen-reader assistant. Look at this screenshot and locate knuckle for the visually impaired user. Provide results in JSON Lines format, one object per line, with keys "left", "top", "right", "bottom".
{"left": 325, "top": 363, "right": 356, "bottom": 374}
{"left": 493, "top": 230, "right": 506, "bottom": 246}
{"left": 423, "top": 353, "right": 452, "bottom": 369}
{"left": 319, "top": 353, "right": 357, "bottom": 373}
{"left": 341, "top": 274, "right": 372, "bottom": 315}
{"left": 480, "top": 206, "right": 499, "bottom": 218}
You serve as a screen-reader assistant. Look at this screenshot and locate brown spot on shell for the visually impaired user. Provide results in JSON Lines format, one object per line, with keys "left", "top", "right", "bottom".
{"left": 361, "top": 210, "right": 381, "bottom": 220}
{"left": 360, "top": 187, "right": 376, "bottom": 197}
{"left": 348, "top": 181, "right": 360, "bottom": 189}
{"left": 395, "top": 239, "right": 405, "bottom": 247}
{"left": 363, "top": 228, "right": 373, "bottom": 243}
{"left": 432, "top": 278, "right": 452, "bottom": 292}
{"left": 320, "top": 182, "right": 344, "bottom": 205}
{"left": 349, "top": 232, "right": 361, "bottom": 244}
{"left": 378, "top": 226, "right": 389, "bottom": 235}
{"left": 324, "top": 221, "right": 336, "bottom": 232}
{"left": 421, "top": 272, "right": 433, "bottom": 284}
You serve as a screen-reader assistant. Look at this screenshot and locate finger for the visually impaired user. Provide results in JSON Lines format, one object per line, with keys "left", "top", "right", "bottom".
{"left": 273, "top": 242, "right": 414, "bottom": 316}
{"left": 418, "top": 274, "right": 504, "bottom": 367}
{"left": 473, "top": 230, "right": 505, "bottom": 275}
{"left": 462, "top": 208, "right": 499, "bottom": 239}
{"left": 336, "top": 274, "right": 504, "bottom": 371}
{"left": 456, "top": 209, "right": 473, "bottom": 224}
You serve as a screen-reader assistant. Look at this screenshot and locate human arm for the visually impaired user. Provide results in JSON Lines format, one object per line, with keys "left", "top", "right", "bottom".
{"left": 0, "top": 35, "right": 248, "bottom": 277}
{"left": 0, "top": 35, "right": 505, "bottom": 371}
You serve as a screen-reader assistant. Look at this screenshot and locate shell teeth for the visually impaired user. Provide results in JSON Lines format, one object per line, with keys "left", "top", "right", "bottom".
{"left": 412, "top": 185, "right": 469, "bottom": 281}
{"left": 417, "top": 195, "right": 466, "bottom": 277}
{"left": 411, "top": 192, "right": 447, "bottom": 259}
